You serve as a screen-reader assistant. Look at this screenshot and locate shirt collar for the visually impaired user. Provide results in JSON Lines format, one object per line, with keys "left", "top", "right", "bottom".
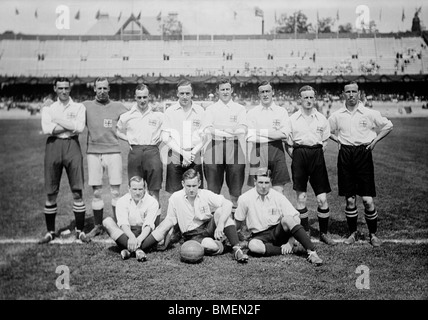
{"left": 255, "top": 188, "right": 271, "bottom": 201}
{"left": 174, "top": 102, "right": 200, "bottom": 114}
{"left": 130, "top": 104, "right": 152, "bottom": 115}
{"left": 56, "top": 97, "right": 74, "bottom": 108}
{"left": 341, "top": 101, "right": 365, "bottom": 114}
{"left": 128, "top": 192, "right": 148, "bottom": 206}
{"left": 259, "top": 102, "right": 276, "bottom": 111}
{"left": 296, "top": 108, "right": 318, "bottom": 119}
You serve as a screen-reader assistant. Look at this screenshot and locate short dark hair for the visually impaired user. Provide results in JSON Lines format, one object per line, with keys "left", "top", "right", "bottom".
{"left": 344, "top": 81, "right": 359, "bottom": 90}
{"left": 216, "top": 77, "right": 232, "bottom": 89}
{"left": 94, "top": 77, "right": 109, "bottom": 86}
{"left": 177, "top": 80, "right": 192, "bottom": 89}
{"left": 135, "top": 84, "right": 149, "bottom": 92}
{"left": 53, "top": 77, "right": 71, "bottom": 86}
{"left": 129, "top": 176, "right": 146, "bottom": 187}
{"left": 299, "top": 85, "right": 316, "bottom": 95}
{"left": 254, "top": 167, "right": 272, "bottom": 180}
{"left": 182, "top": 168, "right": 201, "bottom": 182}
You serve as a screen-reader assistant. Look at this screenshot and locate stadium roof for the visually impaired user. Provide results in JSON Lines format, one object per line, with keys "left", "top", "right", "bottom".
{"left": 85, "top": 13, "right": 161, "bottom": 36}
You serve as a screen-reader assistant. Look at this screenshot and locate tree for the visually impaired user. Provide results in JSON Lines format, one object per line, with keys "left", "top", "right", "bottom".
{"left": 162, "top": 12, "right": 182, "bottom": 36}
{"left": 338, "top": 23, "right": 353, "bottom": 33}
{"left": 273, "top": 11, "right": 312, "bottom": 34}
{"left": 318, "top": 17, "right": 334, "bottom": 33}
{"left": 368, "top": 20, "right": 379, "bottom": 33}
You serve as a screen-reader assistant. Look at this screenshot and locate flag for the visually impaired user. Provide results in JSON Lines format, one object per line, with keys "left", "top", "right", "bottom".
{"left": 156, "top": 11, "right": 161, "bottom": 21}
{"left": 255, "top": 7, "right": 263, "bottom": 18}
{"left": 75, "top": 10, "right": 80, "bottom": 20}
{"left": 136, "top": 11, "right": 141, "bottom": 20}
{"left": 402, "top": 8, "right": 405, "bottom": 21}
{"left": 15, "top": 8, "right": 19, "bottom": 15}
{"left": 35, "top": 9, "right": 38, "bottom": 18}
{"left": 95, "top": 9, "right": 100, "bottom": 19}
{"left": 118, "top": 11, "right": 122, "bottom": 21}
{"left": 379, "top": 8, "right": 382, "bottom": 22}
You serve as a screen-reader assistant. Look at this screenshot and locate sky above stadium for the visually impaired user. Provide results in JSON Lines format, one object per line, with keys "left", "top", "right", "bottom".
{"left": 0, "top": 0, "right": 426, "bottom": 35}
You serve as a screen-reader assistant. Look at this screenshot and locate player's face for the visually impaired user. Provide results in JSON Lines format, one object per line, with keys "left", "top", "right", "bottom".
{"left": 54, "top": 81, "right": 71, "bottom": 102}
{"left": 258, "top": 84, "right": 273, "bottom": 107}
{"left": 177, "top": 85, "right": 193, "bottom": 108}
{"left": 300, "top": 90, "right": 315, "bottom": 110}
{"left": 182, "top": 176, "right": 201, "bottom": 199}
{"left": 129, "top": 180, "right": 146, "bottom": 202}
{"left": 255, "top": 176, "right": 271, "bottom": 196}
{"left": 135, "top": 89, "right": 149, "bottom": 110}
{"left": 344, "top": 84, "right": 359, "bottom": 107}
{"left": 94, "top": 80, "right": 110, "bottom": 101}
{"left": 217, "top": 83, "right": 233, "bottom": 104}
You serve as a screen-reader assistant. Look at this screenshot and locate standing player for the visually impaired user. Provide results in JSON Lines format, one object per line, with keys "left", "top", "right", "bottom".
{"left": 203, "top": 77, "right": 247, "bottom": 212}
{"left": 103, "top": 176, "right": 159, "bottom": 261}
{"left": 134, "top": 169, "right": 249, "bottom": 263}
{"left": 246, "top": 81, "right": 291, "bottom": 194}
{"left": 39, "top": 77, "right": 89, "bottom": 243}
{"left": 235, "top": 168, "right": 323, "bottom": 266}
{"left": 161, "top": 80, "right": 206, "bottom": 194}
{"left": 116, "top": 84, "right": 164, "bottom": 203}
{"left": 84, "top": 78, "right": 128, "bottom": 238}
{"left": 286, "top": 85, "right": 335, "bottom": 245}
{"left": 329, "top": 82, "right": 393, "bottom": 247}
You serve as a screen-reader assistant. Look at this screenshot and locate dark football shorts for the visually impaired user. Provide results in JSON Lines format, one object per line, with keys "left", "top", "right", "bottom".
{"left": 338, "top": 144, "right": 376, "bottom": 197}
{"left": 165, "top": 149, "right": 204, "bottom": 194}
{"left": 44, "top": 136, "right": 84, "bottom": 195}
{"left": 182, "top": 216, "right": 216, "bottom": 242}
{"left": 291, "top": 144, "right": 331, "bottom": 195}
{"left": 248, "top": 140, "right": 290, "bottom": 187}
{"left": 203, "top": 139, "right": 245, "bottom": 197}
{"left": 250, "top": 223, "right": 291, "bottom": 246}
{"left": 128, "top": 145, "right": 163, "bottom": 191}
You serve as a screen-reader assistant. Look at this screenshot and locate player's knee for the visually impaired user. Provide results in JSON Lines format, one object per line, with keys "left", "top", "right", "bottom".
{"left": 316, "top": 193, "right": 328, "bottom": 208}
{"left": 362, "top": 197, "right": 374, "bottom": 210}
{"left": 71, "top": 190, "right": 83, "bottom": 202}
{"left": 248, "top": 239, "right": 265, "bottom": 255}
{"left": 281, "top": 215, "right": 298, "bottom": 230}
{"left": 46, "top": 193, "right": 58, "bottom": 206}
{"left": 297, "top": 192, "right": 307, "bottom": 204}
{"left": 346, "top": 196, "right": 356, "bottom": 208}
{"left": 102, "top": 217, "right": 115, "bottom": 230}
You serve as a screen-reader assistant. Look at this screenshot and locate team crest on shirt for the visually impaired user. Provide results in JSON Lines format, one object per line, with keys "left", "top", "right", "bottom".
{"left": 66, "top": 112, "right": 77, "bottom": 120}
{"left": 359, "top": 119, "right": 368, "bottom": 128}
{"left": 148, "top": 119, "right": 158, "bottom": 126}
{"left": 192, "top": 119, "right": 201, "bottom": 128}
{"left": 199, "top": 205, "right": 210, "bottom": 215}
{"left": 316, "top": 126, "right": 324, "bottom": 134}
{"left": 272, "top": 119, "right": 281, "bottom": 129}
{"left": 229, "top": 115, "right": 238, "bottom": 123}
{"left": 103, "top": 119, "right": 113, "bottom": 128}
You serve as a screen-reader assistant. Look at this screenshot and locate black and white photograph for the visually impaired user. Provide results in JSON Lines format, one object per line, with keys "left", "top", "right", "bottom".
{"left": 0, "top": 0, "right": 427, "bottom": 306}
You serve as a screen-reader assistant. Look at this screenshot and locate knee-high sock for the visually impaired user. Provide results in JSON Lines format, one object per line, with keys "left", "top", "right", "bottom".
{"left": 317, "top": 207, "right": 330, "bottom": 234}
{"left": 291, "top": 224, "right": 315, "bottom": 251}
{"left": 345, "top": 207, "right": 358, "bottom": 234}
{"left": 224, "top": 225, "right": 240, "bottom": 247}
{"left": 297, "top": 207, "right": 309, "bottom": 231}
{"left": 264, "top": 243, "right": 282, "bottom": 256}
{"left": 44, "top": 204, "right": 57, "bottom": 232}
{"left": 73, "top": 202, "right": 86, "bottom": 232}
{"left": 364, "top": 208, "right": 378, "bottom": 235}
{"left": 140, "top": 234, "right": 159, "bottom": 251}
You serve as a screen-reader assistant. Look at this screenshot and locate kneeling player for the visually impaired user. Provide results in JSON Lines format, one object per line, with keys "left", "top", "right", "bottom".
{"left": 235, "top": 168, "right": 323, "bottom": 266}
{"left": 136, "top": 168, "right": 248, "bottom": 263}
{"left": 103, "top": 176, "right": 160, "bottom": 261}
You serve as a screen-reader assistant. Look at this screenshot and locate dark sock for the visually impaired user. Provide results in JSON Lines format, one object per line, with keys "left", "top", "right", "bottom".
{"left": 264, "top": 243, "right": 282, "bottom": 256}
{"left": 297, "top": 207, "right": 309, "bottom": 231}
{"left": 93, "top": 209, "right": 103, "bottom": 226}
{"left": 364, "top": 208, "right": 378, "bottom": 235}
{"left": 317, "top": 207, "right": 330, "bottom": 234}
{"left": 140, "top": 234, "right": 159, "bottom": 251}
{"left": 44, "top": 204, "right": 57, "bottom": 232}
{"left": 291, "top": 224, "right": 315, "bottom": 251}
{"left": 345, "top": 206, "right": 358, "bottom": 234}
{"left": 73, "top": 202, "right": 86, "bottom": 231}
{"left": 115, "top": 234, "right": 129, "bottom": 249}
{"left": 224, "top": 225, "right": 240, "bottom": 246}
{"left": 112, "top": 206, "right": 117, "bottom": 222}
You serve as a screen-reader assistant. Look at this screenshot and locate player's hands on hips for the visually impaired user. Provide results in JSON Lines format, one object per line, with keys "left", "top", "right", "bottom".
{"left": 127, "top": 236, "right": 138, "bottom": 252}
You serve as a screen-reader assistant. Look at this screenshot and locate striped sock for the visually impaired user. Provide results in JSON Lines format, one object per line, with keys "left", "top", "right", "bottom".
{"left": 297, "top": 207, "right": 309, "bottom": 231}
{"left": 364, "top": 208, "right": 378, "bottom": 235}
{"left": 345, "top": 207, "right": 358, "bottom": 234}
{"left": 44, "top": 204, "right": 57, "bottom": 232}
{"left": 317, "top": 207, "right": 330, "bottom": 234}
{"left": 73, "top": 202, "right": 86, "bottom": 232}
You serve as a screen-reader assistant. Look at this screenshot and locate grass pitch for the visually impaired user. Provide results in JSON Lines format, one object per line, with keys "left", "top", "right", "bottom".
{"left": 0, "top": 116, "right": 427, "bottom": 300}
